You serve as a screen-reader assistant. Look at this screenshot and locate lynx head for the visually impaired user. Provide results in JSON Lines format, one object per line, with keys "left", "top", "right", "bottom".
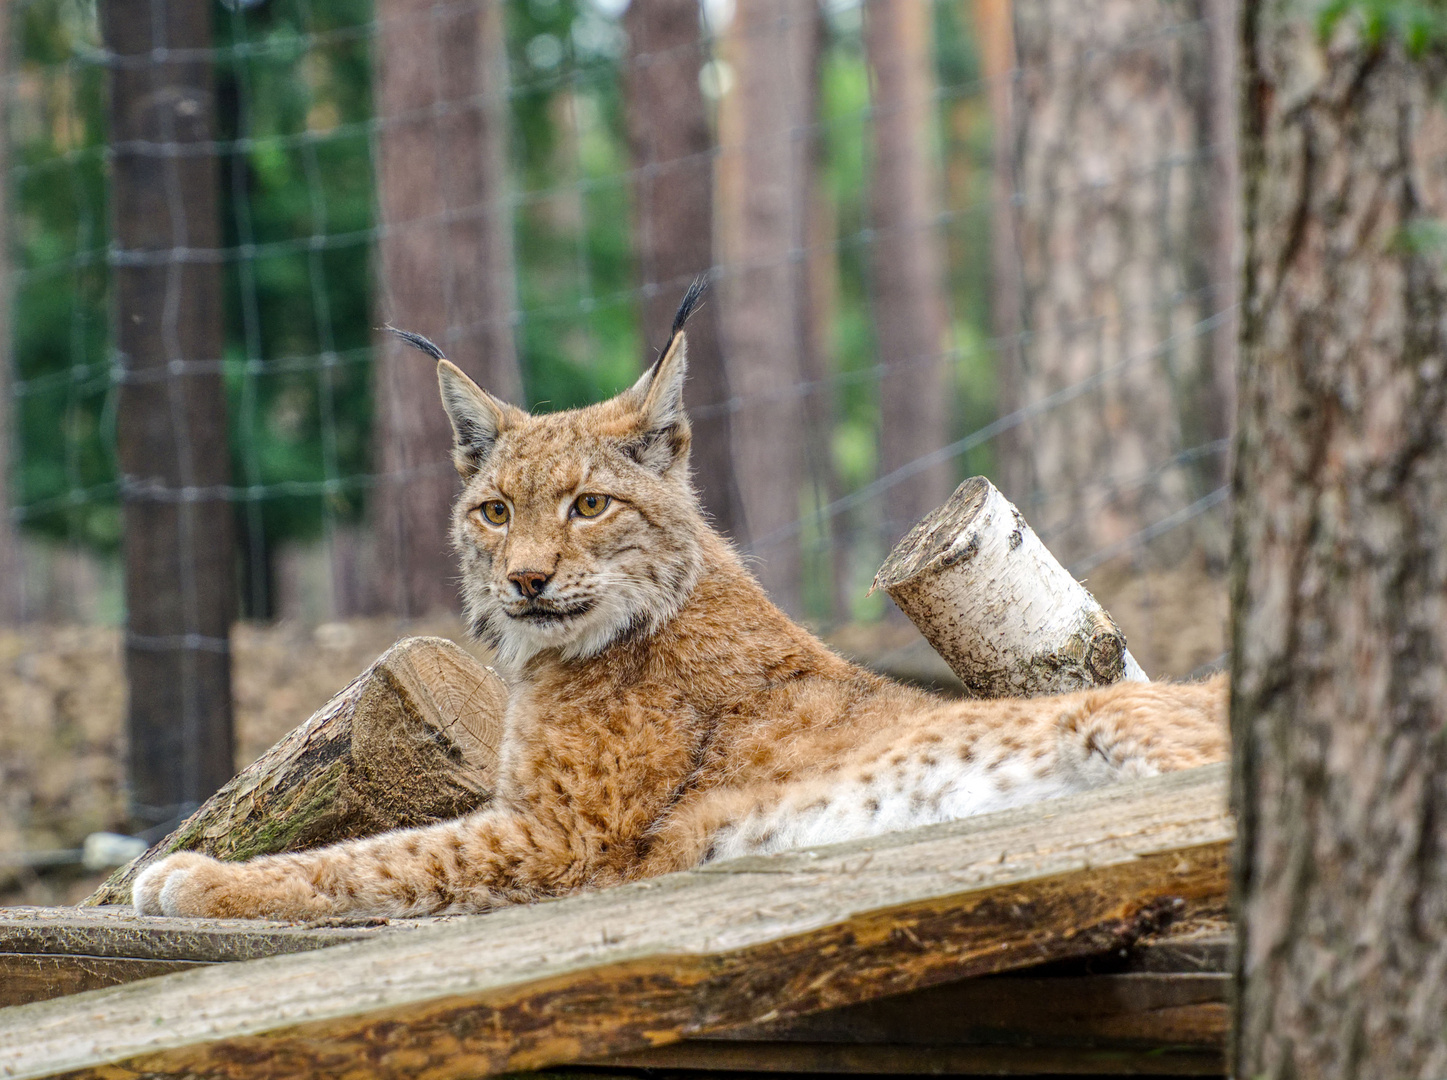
{"left": 400, "top": 285, "right": 709, "bottom": 672}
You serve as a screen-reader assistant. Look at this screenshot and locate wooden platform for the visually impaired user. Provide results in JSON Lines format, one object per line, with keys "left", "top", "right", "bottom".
{"left": 0, "top": 764, "right": 1233, "bottom": 1079}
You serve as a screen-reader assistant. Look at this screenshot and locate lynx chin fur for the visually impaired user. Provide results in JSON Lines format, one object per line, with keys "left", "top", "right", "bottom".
{"left": 134, "top": 285, "right": 1227, "bottom": 920}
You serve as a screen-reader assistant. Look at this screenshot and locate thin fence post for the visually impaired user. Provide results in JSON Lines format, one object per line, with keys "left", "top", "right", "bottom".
{"left": 103, "top": 0, "right": 236, "bottom": 829}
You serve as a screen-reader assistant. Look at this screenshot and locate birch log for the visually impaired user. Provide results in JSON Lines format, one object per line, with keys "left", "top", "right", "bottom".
{"left": 84, "top": 637, "right": 507, "bottom": 905}
{"left": 874, "top": 477, "right": 1147, "bottom": 698}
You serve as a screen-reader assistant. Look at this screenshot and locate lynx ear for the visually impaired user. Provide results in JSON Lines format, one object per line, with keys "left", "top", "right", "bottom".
{"left": 625, "top": 280, "right": 703, "bottom": 472}
{"left": 387, "top": 325, "right": 517, "bottom": 477}
{"left": 437, "top": 359, "right": 513, "bottom": 477}
{"left": 626, "top": 327, "right": 691, "bottom": 472}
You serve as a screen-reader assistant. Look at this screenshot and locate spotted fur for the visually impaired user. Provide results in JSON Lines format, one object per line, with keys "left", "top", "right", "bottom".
{"left": 134, "top": 296, "right": 1227, "bottom": 920}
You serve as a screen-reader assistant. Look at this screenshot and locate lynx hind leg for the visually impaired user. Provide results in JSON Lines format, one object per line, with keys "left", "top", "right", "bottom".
{"left": 640, "top": 787, "right": 794, "bottom": 872}
{"left": 1054, "top": 673, "right": 1230, "bottom": 781}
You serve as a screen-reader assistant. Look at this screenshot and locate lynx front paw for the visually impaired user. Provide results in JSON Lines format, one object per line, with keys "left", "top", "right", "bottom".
{"left": 132, "top": 852, "right": 226, "bottom": 916}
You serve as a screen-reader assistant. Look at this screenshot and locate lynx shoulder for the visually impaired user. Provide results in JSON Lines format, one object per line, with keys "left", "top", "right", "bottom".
{"left": 134, "top": 287, "right": 1226, "bottom": 920}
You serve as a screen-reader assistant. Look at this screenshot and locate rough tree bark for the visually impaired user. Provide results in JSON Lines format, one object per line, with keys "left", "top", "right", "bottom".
{"left": 1005, "top": 0, "right": 1231, "bottom": 565}
{"left": 104, "top": 0, "right": 237, "bottom": 830}
{"left": 86, "top": 638, "right": 506, "bottom": 906}
{"left": 373, "top": 0, "right": 522, "bottom": 617}
{"left": 1231, "top": 7, "right": 1447, "bottom": 1077}
{"left": 864, "top": 0, "right": 952, "bottom": 549}
{"left": 718, "top": 0, "right": 816, "bottom": 615}
{"left": 624, "top": 0, "right": 743, "bottom": 541}
{"left": 0, "top": 0, "right": 22, "bottom": 625}
{"left": 874, "top": 477, "right": 1146, "bottom": 697}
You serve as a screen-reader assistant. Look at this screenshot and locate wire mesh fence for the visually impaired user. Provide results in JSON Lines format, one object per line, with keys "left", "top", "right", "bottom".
{"left": 0, "top": 0, "right": 1237, "bottom": 848}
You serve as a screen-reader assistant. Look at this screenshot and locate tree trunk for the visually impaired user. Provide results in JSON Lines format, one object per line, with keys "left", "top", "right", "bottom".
{"left": 1203, "top": 0, "right": 1240, "bottom": 456}
{"left": 972, "top": 0, "right": 1025, "bottom": 486}
{"left": 624, "top": 0, "right": 743, "bottom": 542}
{"left": 86, "top": 637, "right": 506, "bottom": 906}
{"left": 718, "top": 0, "right": 816, "bottom": 615}
{"left": 0, "top": 0, "right": 21, "bottom": 625}
{"left": 103, "top": 0, "right": 237, "bottom": 831}
{"left": 1231, "top": 8, "right": 1447, "bottom": 1077}
{"left": 373, "top": 0, "right": 522, "bottom": 617}
{"left": 1005, "top": 0, "right": 1230, "bottom": 565}
{"left": 875, "top": 476, "right": 1145, "bottom": 697}
{"left": 864, "top": 0, "right": 952, "bottom": 550}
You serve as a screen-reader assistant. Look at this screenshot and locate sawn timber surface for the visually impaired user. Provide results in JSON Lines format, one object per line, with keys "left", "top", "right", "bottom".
{"left": 0, "top": 763, "right": 1232, "bottom": 1080}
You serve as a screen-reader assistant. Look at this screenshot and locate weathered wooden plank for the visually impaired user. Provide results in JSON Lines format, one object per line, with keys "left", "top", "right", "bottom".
{"left": 0, "top": 906, "right": 412, "bottom": 963}
{"left": 0, "top": 955, "right": 208, "bottom": 1009}
{"left": 0, "top": 764, "right": 1232, "bottom": 1080}
{"left": 599, "top": 1041, "right": 1225, "bottom": 1075}
{"left": 709, "top": 971, "right": 1228, "bottom": 1048}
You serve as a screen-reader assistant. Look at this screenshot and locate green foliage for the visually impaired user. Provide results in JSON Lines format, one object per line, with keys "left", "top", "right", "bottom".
{"left": 10, "top": 0, "right": 115, "bottom": 546}
{"left": 507, "top": 0, "right": 639, "bottom": 411}
{"left": 1318, "top": 0, "right": 1447, "bottom": 53}
{"left": 213, "top": 0, "right": 377, "bottom": 611}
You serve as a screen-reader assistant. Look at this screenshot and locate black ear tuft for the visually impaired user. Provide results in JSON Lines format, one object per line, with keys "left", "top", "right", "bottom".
{"left": 625, "top": 291, "right": 693, "bottom": 473}
{"left": 670, "top": 276, "right": 708, "bottom": 339}
{"left": 385, "top": 324, "right": 448, "bottom": 361}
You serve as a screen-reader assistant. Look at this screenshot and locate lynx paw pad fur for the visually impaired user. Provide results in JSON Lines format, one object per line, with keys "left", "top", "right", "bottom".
{"left": 132, "top": 852, "right": 224, "bottom": 916}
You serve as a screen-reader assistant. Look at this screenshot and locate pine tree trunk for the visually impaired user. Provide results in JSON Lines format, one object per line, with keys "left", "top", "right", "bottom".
{"left": 718, "top": 0, "right": 816, "bottom": 614}
{"left": 972, "top": 0, "right": 1024, "bottom": 484}
{"left": 864, "top": 0, "right": 951, "bottom": 549}
{"left": 373, "top": 0, "right": 521, "bottom": 617}
{"left": 105, "top": 0, "right": 237, "bottom": 830}
{"left": 1232, "top": 7, "right": 1447, "bottom": 1076}
{"left": 624, "top": 0, "right": 743, "bottom": 542}
{"left": 0, "top": 0, "right": 21, "bottom": 625}
{"left": 1006, "top": 0, "right": 1229, "bottom": 565}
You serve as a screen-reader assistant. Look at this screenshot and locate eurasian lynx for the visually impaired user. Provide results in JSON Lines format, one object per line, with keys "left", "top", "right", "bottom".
{"left": 134, "top": 286, "right": 1227, "bottom": 920}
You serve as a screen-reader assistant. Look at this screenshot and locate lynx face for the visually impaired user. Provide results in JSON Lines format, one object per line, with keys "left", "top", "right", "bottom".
{"left": 437, "top": 326, "right": 705, "bottom": 673}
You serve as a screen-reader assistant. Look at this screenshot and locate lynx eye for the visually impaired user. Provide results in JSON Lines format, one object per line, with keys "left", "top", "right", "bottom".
{"left": 478, "top": 500, "right": 510, "bottom": 526}
{"left": 572, "top": 493, "right": 611, "bottom": 519}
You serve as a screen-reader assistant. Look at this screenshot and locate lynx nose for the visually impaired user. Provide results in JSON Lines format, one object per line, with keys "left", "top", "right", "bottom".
{"left": 508, "top": 569, "right": 552, "bottom": 599}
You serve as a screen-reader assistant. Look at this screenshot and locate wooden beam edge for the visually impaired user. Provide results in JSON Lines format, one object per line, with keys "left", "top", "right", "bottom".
{"left": 11, "top": 838, "right": 1231, "bottom": 1080}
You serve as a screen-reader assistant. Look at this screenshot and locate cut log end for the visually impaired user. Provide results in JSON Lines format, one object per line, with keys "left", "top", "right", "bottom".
{"left": 875, "top": 478, "right": 1146, "bottom": 698}
{"left": 84, "top": 636, "right": 507, "bottom": 907}
{"left": 874, "top": 476, "right": 993, "bottom": 588}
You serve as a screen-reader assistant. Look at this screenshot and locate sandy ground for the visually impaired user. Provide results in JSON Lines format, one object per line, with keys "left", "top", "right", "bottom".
{"left": 0, "top": 558, "right": 1225, "bottom": 906}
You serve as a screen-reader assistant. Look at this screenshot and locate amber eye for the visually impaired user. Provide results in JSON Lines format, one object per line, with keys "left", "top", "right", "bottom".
{"left": 573, "top": 493, "right": 611, "bottom": 518}
{"left": 478, "top": 501, "right": 510, "bottom": 526}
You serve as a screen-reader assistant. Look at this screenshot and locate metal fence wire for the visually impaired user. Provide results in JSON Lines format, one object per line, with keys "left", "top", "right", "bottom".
{"left": 0, "top": 0, "right": 1237, "bottom": 827}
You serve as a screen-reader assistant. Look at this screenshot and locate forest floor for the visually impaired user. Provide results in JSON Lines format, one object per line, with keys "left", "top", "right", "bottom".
{"left": 0, "top": 556, "right": 1226, "bottom": 907}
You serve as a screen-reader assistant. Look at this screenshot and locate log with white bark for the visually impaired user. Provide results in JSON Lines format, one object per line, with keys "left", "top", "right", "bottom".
{"left": 874, "top": 476, "right": 1148, "bottom": 698}
{"left": 84, "top": 637, "right": 507, "bottom": 906}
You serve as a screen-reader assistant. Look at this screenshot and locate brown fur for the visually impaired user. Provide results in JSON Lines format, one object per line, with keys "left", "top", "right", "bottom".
{"left": 134, "top": 300, "right": 1227, "bottom": 919}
